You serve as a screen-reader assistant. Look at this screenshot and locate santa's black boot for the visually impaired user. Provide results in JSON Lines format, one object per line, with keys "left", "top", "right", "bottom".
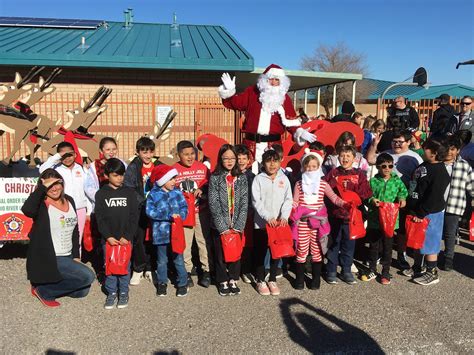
{"left": 310, "top": 262, "right": 322, "bottom": 290}
{"left": 295, "top": 263, "right": 305, "bottom": 290}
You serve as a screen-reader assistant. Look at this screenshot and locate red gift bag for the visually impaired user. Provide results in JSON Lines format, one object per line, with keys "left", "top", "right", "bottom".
{"left": 470, "top": 212, "right": 474, "bottom": 242}
{"left": 82, "top": 217, "right": 94, "bottom": 252}
{"left": 349, "top": 204, "right": 366, "bottom": 240}
{"left": 182, "top": 192, "right": 196, "bottom": 227}
{"left": 405, "top": 215, "right": 430, "bottom": 249}
{"left": 171, "top": 216, "right": 186, "bottom": 254}
{"left": 378, "top": 202, "right": 399, "bottom": 238}
{"left": 221, "top": 230, "right": 242, "bottom": 262}
{"left": 266, "top": 224, "right": 296, "bottom": 259}
{"left": 105, "top": 244, "right": 132, "bottom": 276}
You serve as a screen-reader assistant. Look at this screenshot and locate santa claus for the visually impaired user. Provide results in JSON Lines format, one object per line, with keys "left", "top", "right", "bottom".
{"left": 218, "top": 64, "right": 316, "bottom": 164}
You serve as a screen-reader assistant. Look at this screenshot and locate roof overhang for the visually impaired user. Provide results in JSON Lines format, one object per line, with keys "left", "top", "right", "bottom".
{"left": 236, "top": 67, "right": 363, "bottom": 91}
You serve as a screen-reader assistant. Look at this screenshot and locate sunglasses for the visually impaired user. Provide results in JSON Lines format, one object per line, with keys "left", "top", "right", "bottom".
{"left": 461, "top": 102, "right": 472, "bottom": 105}
{"left": 377, "top": 164, "right": 394, "bottom": 169}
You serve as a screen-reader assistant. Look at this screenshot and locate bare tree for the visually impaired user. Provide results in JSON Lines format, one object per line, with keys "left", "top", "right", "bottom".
{"left": 301, "top": 42, "right": 373, "bottom": 117}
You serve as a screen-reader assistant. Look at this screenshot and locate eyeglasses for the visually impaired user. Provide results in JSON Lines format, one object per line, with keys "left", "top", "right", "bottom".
{"left": 461, "top": 102, "right": 472, "bottom": 105}
{"left": 392, "top": 140, "right": 406, "bottom": 145}
{"left": 377, "top": 164, "right": 394, "bottom": 169}
{"left": 222, "top": 157, "right": 236, "bottom": 161}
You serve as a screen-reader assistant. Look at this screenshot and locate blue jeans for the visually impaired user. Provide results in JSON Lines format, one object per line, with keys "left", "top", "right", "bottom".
{"left": 264, "top": 249, "right": 283, "bottom": 269}
{"left": 35, "top": 256, "right": 95, "bottom": 301}
{"left": 156, "top": 244, "right": 187, "bottom": 287}
{"left": 326, "top": 222, "right": 355, "bottom": 274}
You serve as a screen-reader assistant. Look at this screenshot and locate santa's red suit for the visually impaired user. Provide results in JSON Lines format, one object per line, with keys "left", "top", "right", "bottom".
{"left": 218, "top": 64, "right": 314, "bottom": 163}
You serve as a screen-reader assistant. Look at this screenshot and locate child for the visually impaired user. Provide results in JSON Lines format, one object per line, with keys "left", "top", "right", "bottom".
{"left": 442, "top": 135, "right": 473, "bottom": 271}
{"left": 94, "top": 158, "right": 139, "bottom": 309}
{"left": 173, "top": 141, "right": 211, "bottom": 288}
{"left": 292, "top": 149, "right": 348, "bottom": 290}
{"left": 405, "top": 139, "right": 450, "bottom": 285}
{"left": 146, "top": 165, "right": 188, "bottom": 297}
{"left": 39, "top": 142, "right": 88, "bottom": 248}
{"left": 363, "top": 153, "right": 407, "bottom": 285}
{"left": 323, "top": 131, "right": 370, "bottom": 175}
{"left": 124, "top": 137, "right": 161, "bottom": 285}
{"left": 208, "top": 144, "right": 248, "bottom": 296}
{"left": 252, "top": 149, "right": 293, "bottom": 296}
{"left": 324, "top": 145, "right": 372, "bottom": 284}
{"left": 235, "top": 144, "right": 255, "bottom": 283}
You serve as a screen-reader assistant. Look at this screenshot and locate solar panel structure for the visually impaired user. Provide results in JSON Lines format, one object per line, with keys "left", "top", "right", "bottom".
{"left": 0, "top": 17, "right": 105, "bottom": 29}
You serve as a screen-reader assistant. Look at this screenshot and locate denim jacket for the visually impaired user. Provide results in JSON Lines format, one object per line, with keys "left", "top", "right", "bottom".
{"left": 146, "top": 185, "right": 188, "bottom": 245}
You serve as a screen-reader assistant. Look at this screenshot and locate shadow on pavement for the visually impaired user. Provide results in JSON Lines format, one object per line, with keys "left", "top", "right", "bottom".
{"left": 280, "top": 297, "right": 383, "bottom": 353}
{"left": 0, "top": 242, "right": 28, "bottom": 260}
{"left": 452, "top": 251, "right": 473, "bottom": 279}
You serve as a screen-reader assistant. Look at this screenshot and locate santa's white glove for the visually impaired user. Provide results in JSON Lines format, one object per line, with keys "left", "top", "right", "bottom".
{"left": 294, "top": 127, "right": 317, "bottom": 146}
{"left": 218, "top": 73, "right": 237, "bottom": 99}
{"left": 221, "top": 73, "right": 236, "bottom": 91}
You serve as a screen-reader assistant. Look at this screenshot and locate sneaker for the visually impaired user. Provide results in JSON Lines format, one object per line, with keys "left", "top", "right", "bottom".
{"left": 397, "top": 253, "right": 410, "bottom": 270}
{"left": 380, "top": 276, "right": 391, "bottom": 285}
{"left": 275, "top": 268, "right": 283, "bottom": 279}
{"left": 443, "top": 258, "right": 453, "bottom": 272}
{"left": 402, "top": 268, "right": 415, "bottom": 277}
{"left": 218, "top": 282, "right": 231, "bottom": 296}
{"left": 117, "top": 293, "right": 129, "bottom": 309}
{"left": 144, "top": 271, "right": 153, "bottom": 283}
{"left": 129, "top": 271, "right": 143, "bottom": 286}
{"left": 413, "top": 268, "right": 440, "bottom": 286}
{"left": 267, "top": 281, "right": 280, "bottom": 296}
{"left": 157, "top": 283, "right": 167, "bottom": 297}
{"left": 340, "top": 272, "right": 357, "bottom": 285}
{"left": 229, "top": 279, "right": 241, "bottom": 295}
{"left": 360, "top": 271, "right": 376, "bottom": 282}
{"left": 187, "top": 273, "right": 195, "bottom": 287}
{"left": 326, "top": 273, "right": 338, "bottom": 285}
{"left": 256, "top": 281, "right": 271, "bottom": 296}
{"left": 104, "top": 293, "right": 117, "bottom": 310}
{"left": 32, "top": 287, "right": 61, "bottom": 308}
{"left": 198, "top": 271, "right": 211, "bottom": 288}
{"left": 241, "top": 273, "right": 253, "bottom": 284}
{"left": 176, "top": 286, "right": 188, "bottom": 297}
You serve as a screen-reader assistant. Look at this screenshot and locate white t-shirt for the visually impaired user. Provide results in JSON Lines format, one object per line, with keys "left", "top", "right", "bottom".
{"left": 48, "top": 202, "right": 77, "bottom": 256}
{"left": 384, "top": 149, "right": 424, "bottom": 186}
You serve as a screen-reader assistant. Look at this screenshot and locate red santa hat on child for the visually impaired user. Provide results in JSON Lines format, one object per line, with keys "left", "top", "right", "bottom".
{"left": 301, "top": 148, "right": 324, "bottom": 166}
{"left": 150, "top": 164, "right": 178, "bottom": 187}
{"left": 263, "top": 64, "right": 286, "bottom": 78}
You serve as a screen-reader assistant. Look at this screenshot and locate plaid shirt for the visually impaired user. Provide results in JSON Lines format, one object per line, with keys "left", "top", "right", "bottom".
{"left": 446, "top": 157, "right": 474, "bottom": 216}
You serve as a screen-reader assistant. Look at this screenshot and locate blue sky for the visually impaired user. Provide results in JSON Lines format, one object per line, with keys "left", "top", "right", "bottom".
{"left": 1, "top": 0, "right": 473, "bottom": 86}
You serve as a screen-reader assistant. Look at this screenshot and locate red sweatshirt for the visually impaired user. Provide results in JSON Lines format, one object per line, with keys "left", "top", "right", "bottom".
{"left": 324, "top": 166, "right": 372, "bottom": 221}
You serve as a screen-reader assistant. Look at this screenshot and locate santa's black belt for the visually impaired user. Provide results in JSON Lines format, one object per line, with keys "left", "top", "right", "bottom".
{"left": 245, "top": 133, "right": 281, "bottom": 143}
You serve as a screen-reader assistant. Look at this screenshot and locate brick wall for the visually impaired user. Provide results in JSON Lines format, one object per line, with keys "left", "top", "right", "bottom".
{"left": 0, "top": 66, "right": 237, "bottom": 162}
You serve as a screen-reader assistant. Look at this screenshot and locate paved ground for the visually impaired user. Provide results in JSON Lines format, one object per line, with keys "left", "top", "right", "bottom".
{"left": 1, "top": 240, "right": 473, "bottom": 354}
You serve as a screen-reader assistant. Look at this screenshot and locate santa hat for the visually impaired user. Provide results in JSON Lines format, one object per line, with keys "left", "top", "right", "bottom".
{"left": 263, "top": 64, "right": 285, "bottom": 78}
{"left": 301, "top": 148, "right": 324, "bottom": 166}
{"left": 150, "top": 164, "right": 178, "bottom": 187}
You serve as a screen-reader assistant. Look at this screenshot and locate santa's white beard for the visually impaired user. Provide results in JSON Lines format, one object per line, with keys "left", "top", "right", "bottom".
{"left": 257, "top": 75, "right": 289, "bottom": 113}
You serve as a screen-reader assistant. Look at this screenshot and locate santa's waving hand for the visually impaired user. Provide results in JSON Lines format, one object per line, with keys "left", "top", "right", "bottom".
{"left": 218, "top": 64, "right": 316, "bottom": 164}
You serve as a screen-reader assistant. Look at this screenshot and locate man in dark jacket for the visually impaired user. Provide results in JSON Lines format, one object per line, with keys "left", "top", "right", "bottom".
{"left": 387, "top": 96, "right": 419, "bottom": 131}
{"left": 429, "top": 94, "right": 456, "bottom": 140}
{"left": 332, "top": 101, "right": 355, "bottom": 122}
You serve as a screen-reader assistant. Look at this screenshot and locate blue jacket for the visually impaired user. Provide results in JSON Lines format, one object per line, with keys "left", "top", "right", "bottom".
{"left": 146, "top": 185, "right": 188, "bottom": 245}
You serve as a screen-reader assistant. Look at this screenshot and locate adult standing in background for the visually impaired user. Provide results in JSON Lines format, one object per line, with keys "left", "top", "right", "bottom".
{"left": 387, "top": 96, "right": 419, "bottom": 131}
{"left": 455, "top": 96, "right": 474, "bottom": 142}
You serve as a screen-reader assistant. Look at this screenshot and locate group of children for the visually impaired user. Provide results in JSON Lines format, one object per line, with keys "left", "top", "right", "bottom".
{"left": 36, "top": 127, "right": 472, "bottom": 309}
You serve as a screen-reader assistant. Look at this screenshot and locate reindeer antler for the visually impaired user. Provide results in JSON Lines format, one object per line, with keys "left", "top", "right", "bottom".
{"left": 40, "top": 68, "right": 62, "bottom": 91}
{"left": 83, "top": 86, "right": 106, "bottom": 112}
{"left": 18, "top": 66, "right": 45, "bottom": 88}
{"left": 95, "top": 88, "right": 113, "bottom": 107}
{"left": 155, "top": 110, "right": 177, "bottom": 140}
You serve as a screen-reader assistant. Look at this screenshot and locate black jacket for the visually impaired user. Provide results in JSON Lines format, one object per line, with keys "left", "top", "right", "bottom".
{"left": 94, "top": 185, "right": 140, "bottom": 242}
{"left": 430, "top": 104, "right": 456, "bottom": 140}
{"left": 124, "top": 156, "right": 162, "bottom": 203}
{"left": 387, "top": 106, "right": 420, "bottom": 131}
{"left": 22, "top": 185, "right": 79, "bottom": 284}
